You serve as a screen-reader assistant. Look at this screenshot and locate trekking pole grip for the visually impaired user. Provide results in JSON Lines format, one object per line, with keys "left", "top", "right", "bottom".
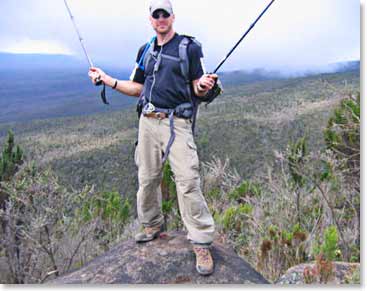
{"left": 208, "top": 73, "right": 218, "bottom": 86}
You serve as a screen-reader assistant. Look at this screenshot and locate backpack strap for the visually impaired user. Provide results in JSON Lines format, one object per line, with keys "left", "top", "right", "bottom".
{"left": 137, "top": 36, "right": 156, "bottom": 71}
{"left": 178, "top": 38, "right": 190, "bottom": 78}
{"left": 143, "top": 38, "right": 157, "bottom": 76}
{"left": 178, "top": 36, "right": 200, "bottom": 134}
{"left": 178, "top": 37, "right": 193, "bottom": 98}
{"left": 135, "top": 37, "right": 156, "bottom": 115}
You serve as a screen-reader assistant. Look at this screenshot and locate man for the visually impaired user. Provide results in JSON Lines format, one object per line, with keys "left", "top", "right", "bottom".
{"left": 89, "top": 0, "right": 217, "bottom": 276}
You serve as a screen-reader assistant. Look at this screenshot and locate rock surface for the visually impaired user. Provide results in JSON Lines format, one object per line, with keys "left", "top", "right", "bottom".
{"left": 275, "top": 262, "right": 360, "bottom": 285}
{"left": 49, "top": 231, "right": 269, "bottom": 284}
{"left": 0, "top": 256, "right": 11, "bottom": 283}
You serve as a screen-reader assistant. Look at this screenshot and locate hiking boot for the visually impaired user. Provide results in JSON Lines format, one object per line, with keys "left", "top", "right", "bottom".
{"left": 193, "top": 246, "right": 214, "bottom": 276}
{"left": 135, "top": 225, "right": 162, "bottom": 243}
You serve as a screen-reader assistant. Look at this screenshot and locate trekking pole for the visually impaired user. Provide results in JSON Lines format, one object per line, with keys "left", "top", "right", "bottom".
{"left": 63, "top": 0, "right": 109, "bottom": 105}
{"left": 213, "top": 0, "right": 276, "bottom": 74}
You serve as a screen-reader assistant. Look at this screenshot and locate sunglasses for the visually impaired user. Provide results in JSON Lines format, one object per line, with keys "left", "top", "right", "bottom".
{"left": 152, "top": 10, "right": 171, "bottom": 19}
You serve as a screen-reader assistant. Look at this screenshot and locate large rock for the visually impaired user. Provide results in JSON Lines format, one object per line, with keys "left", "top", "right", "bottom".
{"left": 0, "top": 256, "right": 11, "bottom": 283}
{"left": 49, "top": 231, "right": 269, "bottom": 284}
{"left": 276, "top": 262, "right": 360, "bottom": 285}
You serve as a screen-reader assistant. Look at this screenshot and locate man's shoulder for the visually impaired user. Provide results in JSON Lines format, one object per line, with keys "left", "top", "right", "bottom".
{"left": 138, "top": 42, "right": 149, "bottom": 53}
{"left": 136, "top": 39, "right": 154, "bottom": 59}
{"left": 178, "top": 34, "right": 202, "bottom": 48}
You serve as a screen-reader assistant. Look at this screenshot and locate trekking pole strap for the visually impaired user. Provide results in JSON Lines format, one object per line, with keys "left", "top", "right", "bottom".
{"left": 100, "top": 83, "right": 109, "bottom": 105}
{"left": 162, "top": 111, "right": 176, "bottom": 163}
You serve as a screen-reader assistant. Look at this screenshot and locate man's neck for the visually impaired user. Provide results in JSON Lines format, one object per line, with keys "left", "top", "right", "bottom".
{"left": 156, "top": 29, "right": 176, "bottom": 46}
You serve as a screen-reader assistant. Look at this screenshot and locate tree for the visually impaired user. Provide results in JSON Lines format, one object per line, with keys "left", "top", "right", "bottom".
{"left": 287, "top": 136, "right": 308, "bottom": 225}
{"left": 1, "top": 130, "right": 25, "bottom": 245}
{"left": 324, "top": 93, "right": 360, "bottom": 190}
{"left": 0, "top": 130, "right": 24, "bottom": 182}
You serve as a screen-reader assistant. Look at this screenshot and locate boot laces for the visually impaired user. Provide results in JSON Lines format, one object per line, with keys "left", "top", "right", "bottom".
{"left": 194, "top": 247, "right": 211, "bottom": 264}
{"left": 144, "top": 225, "right": 160, "bottom": 235}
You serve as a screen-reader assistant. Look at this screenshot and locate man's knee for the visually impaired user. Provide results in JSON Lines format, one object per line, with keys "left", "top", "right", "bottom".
{"left": 176, "top": 177, "right": 201, "bottom": 196}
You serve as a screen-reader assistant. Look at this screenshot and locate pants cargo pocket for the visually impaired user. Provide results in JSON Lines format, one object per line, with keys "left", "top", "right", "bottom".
{"left": 187, "top": 140, "right": 200, "bottom": 170}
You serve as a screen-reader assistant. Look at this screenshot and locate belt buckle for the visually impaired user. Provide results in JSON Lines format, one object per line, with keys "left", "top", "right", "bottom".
{"left": 155, "top": 112, "right": 165, "bottom": 120}
{"left": 142, "top": 102, "right": 155, "bottom": 114}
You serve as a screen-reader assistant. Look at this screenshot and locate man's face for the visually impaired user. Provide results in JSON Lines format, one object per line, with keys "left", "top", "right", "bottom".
{"left": 150, "top": 9, "right": 175, "bottom": 34}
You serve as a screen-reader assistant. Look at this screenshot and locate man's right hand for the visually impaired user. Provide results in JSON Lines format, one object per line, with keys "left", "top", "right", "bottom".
{"left": 87, "top": 67, "right": 143, "bottom": 97}
{"left": 88, "top": 67, "right": 107, "bottom": 85}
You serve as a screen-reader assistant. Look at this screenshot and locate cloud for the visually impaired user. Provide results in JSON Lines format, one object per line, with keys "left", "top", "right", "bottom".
{"left": 0, "top": 0, "right": 360, "bottom": 72}
{"left": 2, "top": 38, "right": 74, "bottom": 55}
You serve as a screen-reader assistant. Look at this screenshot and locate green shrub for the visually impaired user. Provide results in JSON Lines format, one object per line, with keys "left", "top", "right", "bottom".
{"left": 222, "top": 203, "right": 253, "bottom": 230}
{"left": 162, "top": 162, "right": 177, "bottom": 197}
{"left": 161, "top": 162, "right": 180, "bottom": 230}
{"left": 258, "top": 223, "right": 308, "bottom": 282}
{"left": 162, "top": 199, "right": 174, "bottom": 215}
{"left": 324, "top": 93, "right": 360, "bottom": 181}
{"left": 228, "top": 180, "right": 262, "bottom": 201}
{"left": 0, "top": 130, "right": 24, "bottom": 182}
{"left": 238, "top": 203, "right": 253, "bottom": 215}
{"left": 321, "top": 225, "right": 339, "bottom": 261}
{"left": 281, "top": 230, "right": 293, "bottom": 245}
{"left": 81, "top": 191, "right": 131, "bottom": 225}
{"left": 223, "top": 206, "right": 237, "bottom": 229}
{"left": 207, "top": 188, "right": 221, "bottom": 200}
{"left": 287, "top": 136, "right": 307, "bottom": 188}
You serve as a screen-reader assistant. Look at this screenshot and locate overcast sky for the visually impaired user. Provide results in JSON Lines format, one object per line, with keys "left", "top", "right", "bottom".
{"left": 0, "top": 0, "right": 361, "bottom": 72}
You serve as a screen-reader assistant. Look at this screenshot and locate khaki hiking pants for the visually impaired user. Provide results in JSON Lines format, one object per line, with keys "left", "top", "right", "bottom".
{"left": 135, "top": 115, "right": 215, "bottom": 245}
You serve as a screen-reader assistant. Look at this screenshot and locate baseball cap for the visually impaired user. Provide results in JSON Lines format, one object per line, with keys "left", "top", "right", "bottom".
{"left": 149, "top": 0, "right": 173, "bottom": 16}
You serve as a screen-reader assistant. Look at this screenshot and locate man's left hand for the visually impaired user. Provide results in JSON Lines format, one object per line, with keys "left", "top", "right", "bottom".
{"left": 198, "top": 74, "right": 218, "bottom": 91}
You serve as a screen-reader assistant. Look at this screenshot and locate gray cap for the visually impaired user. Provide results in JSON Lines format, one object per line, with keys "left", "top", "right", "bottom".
{"left": 149, "top": 0, "right": 173, "bottom": 15}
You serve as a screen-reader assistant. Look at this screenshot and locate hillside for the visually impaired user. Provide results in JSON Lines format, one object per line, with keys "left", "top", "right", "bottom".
{"left": 0, "top": 69, "right": 360, "bottom": 199}
{"left": 0, "top": 52, "right": 136, "bottom": 123}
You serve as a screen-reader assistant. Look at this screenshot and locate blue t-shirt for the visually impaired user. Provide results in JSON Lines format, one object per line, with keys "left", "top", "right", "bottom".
{"left": 130, "top": 33, "right": 205, "bottom": 109}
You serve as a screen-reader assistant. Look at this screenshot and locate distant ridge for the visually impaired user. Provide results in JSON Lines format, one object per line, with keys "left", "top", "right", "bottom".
{"left": 0, "top": 52, "right": 360, "bottom": 75}
{"left": 218, "top": 60, "right": 360, "bottom": 83}
{"left": 329, "top": 60, "right": 360, "bottom": 73}
{"left": 0, "top": 53, "right": 360, "bottom": 124}
{"left": 0, "top": 52, "right": 84, "bottom": 70}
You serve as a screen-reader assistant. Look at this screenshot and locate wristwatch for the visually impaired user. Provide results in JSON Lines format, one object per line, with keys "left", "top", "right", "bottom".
{"left": 112, "top": 79, "right": 118, "bottom": 89}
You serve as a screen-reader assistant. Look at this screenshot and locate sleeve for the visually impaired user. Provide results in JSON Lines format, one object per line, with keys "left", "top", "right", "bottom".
{"left": 129, "top": 45, "right": 146, "bottom": 84}
{"left": 188, "top": 40, "right": 205, "bottom": 81}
